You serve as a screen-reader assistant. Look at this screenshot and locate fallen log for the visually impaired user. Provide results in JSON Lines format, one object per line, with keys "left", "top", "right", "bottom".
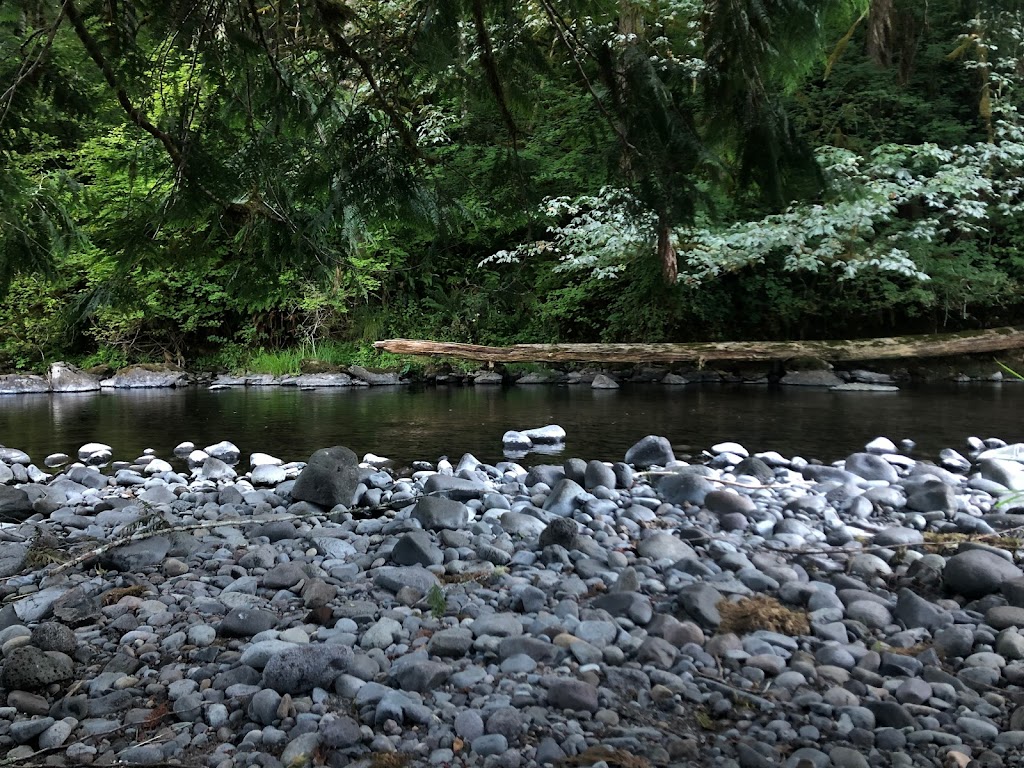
{"left": 374, "top": 326, "right": 1024, "bottom": 364}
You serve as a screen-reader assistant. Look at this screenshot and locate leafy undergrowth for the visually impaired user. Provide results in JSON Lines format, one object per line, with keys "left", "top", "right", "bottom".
{"left": 717, "top": 595, "right": 810, "bottom": 636}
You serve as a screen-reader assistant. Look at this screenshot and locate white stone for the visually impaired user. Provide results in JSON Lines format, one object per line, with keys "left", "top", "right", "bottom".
{"left": 712, "top": 442, "right": 749, "bottom": 457}
{"left": 251, "top": 464, "right": 286, "bottom": 486}
{"left": 78, "top": 442, "right": 112, "bottom": 460}
{"left": 978, "top": 443, "right": 1024, "bottom": 462}
{"left": 44, "top": 453, "right": 69, "bottom": 468}
{"left": 521, "top": 425, "right": 566, "bottom": 444}
{"left": 187, "top": 450, "right": 210, "bottom": 469}
{"left": 865, "top": 437, "right": 898, "bottom": 454}
{"left": 144, "top": 458, "right": 173, "bottom": 474}
{"left": 250, "top": 452, "right": 283, "bottom": 467}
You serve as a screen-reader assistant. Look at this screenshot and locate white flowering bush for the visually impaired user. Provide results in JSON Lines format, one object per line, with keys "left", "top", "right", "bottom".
{"left": 484, "top": 7, "right": 1024, "bottom": 289}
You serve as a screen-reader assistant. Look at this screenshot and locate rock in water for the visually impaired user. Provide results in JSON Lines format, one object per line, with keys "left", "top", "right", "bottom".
{"left": 290, "top": 446, "right": 361, "bottom": 509}
{"left": 100, "top": 365, "right": 188, "bottom": 388}
{"left": 204, "top": 440, "right": 240, "bottom": 464}
{"left": 48, "top": 362, "right": 101, "bottom": 392}
{"left": 521, "top": 425, "right": 567, "bottom": 444}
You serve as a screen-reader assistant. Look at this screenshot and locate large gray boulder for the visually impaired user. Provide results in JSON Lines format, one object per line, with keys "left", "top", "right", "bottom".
{"left": 0, "top": 374, "right": 49, "bottom": 394}
{"left": 48, "top": 362, "right": 101, "bottom": 392}
{"left": 347, "top": 365, "right": 404, "bottom": 386}
{"left": 290, "top": 446, "right": 361, "bottom": 509}
{"left": 101, "top": 365, "right": 188, "bottom": 388}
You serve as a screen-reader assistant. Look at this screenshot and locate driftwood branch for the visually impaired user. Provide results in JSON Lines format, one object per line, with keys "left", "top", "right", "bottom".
{"left": 374, "top": 326, "right": 1024, "bottom": 364}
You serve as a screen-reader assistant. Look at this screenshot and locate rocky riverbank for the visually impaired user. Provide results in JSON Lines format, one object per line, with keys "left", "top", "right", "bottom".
{"left": 1, "top": 434, "right": 1024, "bottom": 768}
{"left": 0, "top": 354, "right": 1017, "bottom": 394}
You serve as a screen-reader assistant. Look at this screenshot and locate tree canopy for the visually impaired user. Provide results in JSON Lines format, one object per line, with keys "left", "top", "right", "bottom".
{"left": 0, "top": 0, "right": 1022, "bottom": 370}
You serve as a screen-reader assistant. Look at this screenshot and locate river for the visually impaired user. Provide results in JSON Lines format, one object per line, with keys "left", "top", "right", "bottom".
{"left": 0, "top": 382, "right": 1018, "bottom": 468}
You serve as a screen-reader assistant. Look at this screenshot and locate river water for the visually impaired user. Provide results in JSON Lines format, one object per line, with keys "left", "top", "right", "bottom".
{"left": 0, "top": 383, "right": 1018, "bottom": 469}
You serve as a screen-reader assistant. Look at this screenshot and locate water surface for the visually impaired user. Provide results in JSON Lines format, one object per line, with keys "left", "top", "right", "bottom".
{"left": 0, "top": 383, "right": 1017, "bottom": 468}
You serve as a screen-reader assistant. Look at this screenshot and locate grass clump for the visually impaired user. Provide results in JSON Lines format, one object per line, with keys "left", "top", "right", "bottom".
{"left": 922, "top": 531, "right": 1022, "bottom": 553}
{"left": 562, "top": 746, "right": 651, "bottom": 768}
{"left": 717, "top": 595, "right": 810, "bottom": 636}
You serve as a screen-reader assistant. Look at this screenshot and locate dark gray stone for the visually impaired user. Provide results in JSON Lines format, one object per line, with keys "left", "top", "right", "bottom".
{"left": 906, "top": 480, "right": 957, "bottom": 514}
{"left": 0, "top": 487, "right": 33, "bottom": 520}
{"left": 319, "top": 714, "right": 361, "bottom": 748}
{"left": 30, "top": 622, "right": 76, "bottom": 654}
{"left": 412, "top": 496, "right": 470, "bottom": 530}
{"left": 625, "top": 435, "right": 675, "bottom": 469}
{"left": 249, "top": 689, "right": 283, "bottom": 725}
{"left": 0, "top": 646, "right": 74, "bottom": 690}
{"left": 391, "top": 530, "right": 444, "bottom": 566}
{"left": 657, "top": 472, "right": 713, "bottom": 506}
{"left": 538, "top": 518, "right": 578, "bottom": 550}
{"left": 986, "top": 605, "right": 1024, "bottom": 630}
{"left": 100, "top": 536, "right": 171, "bottom": 572}
{"left": 262, "top": 645, "right": 354, "bottom": 694}
{"left": 546, "top": 678, "right": 599, "bottom": 712}
{"left": 51, "top": 587, "right": 100, "bottom": 627}
{"left": 845, "top": 453, "right": 899, "bottom": 483}
{"left": 591, "top": 592, "right": 653, "bottom": 625}
{"left": 874, "top": 527, "right": 924, "bottom": 547}
{"left": 219, "top": 608, "right": 276, "bottom": 637}
{"left": 944, "top": 549, "right": 1023, "bottom": 598}
{"left": 542, "top": 478, "right": 587, "bottom": 516}
{"left": 498, "top": 636, "right": 560, "bottom": 663}
{"left": 263, "top": 562, "right": 308, "bottom": 589}
{"left": 562, "top": 458, "right": 586, "bottom": 484}
{"left": 390, "top": 658, "right": 451, "bottom": 692}
{"left": 734, "top": 457, "right": 774, "bottom": 483}
{"left": 894, "top": 588, "right": 951, "bottom": 631}
{"left": 865, "top": 700, "right": 916, "bottom": 729}
{"left": 290, "top": 446, "right": 361, "bottom": 509}
{"left": 421, "top": 474, "right": 486, "bottom": 501}
{"left": 677, "top": 584, "right": 722, "bottom": 627}
{"left": 704, "top": 490, "right": 757, "bottom": 517}
{"left": 584, "top": 460, "right": 617, "bottom": 490}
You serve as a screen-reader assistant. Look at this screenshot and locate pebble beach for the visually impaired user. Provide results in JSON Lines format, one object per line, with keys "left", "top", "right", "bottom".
{"left": 0, "top": 431, "right": 1023, "bottom": 768}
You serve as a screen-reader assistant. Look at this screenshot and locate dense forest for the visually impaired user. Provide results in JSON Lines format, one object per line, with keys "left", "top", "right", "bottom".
{"left": 1, "top": 0, "right": 1022, "bottom": 373}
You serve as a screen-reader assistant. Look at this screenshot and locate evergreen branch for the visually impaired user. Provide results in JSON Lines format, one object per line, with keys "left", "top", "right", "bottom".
{"left": 470, "top": 0, "right": 518, "bottom": 148}
{"left": 64, "top": 0, "right": 285, "bottom": 221}
{"left": 0, "top": 1, "right": 69, "bottom": 128}
{"left": 314, "top": 0, "right": 433, "bottom": 165}
{"left": 537, "top": 0, "right": 636, "bottom": 155}
{"left": 245, "top": 0, "right": 291, "bottom": 97}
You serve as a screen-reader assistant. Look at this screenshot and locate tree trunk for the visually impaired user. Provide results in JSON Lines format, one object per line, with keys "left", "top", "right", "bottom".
{"left": 374, "top": 326, "right": 1024, "bottom": 363}
{"left": 658, "top": 218, "right": 677, "bottom": 284}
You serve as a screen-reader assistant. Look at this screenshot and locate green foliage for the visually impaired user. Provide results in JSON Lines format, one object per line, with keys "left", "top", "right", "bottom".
{"left": 0, "top": 274, "right": 70, "bottom": 369}
{"left": 2, "top": 0, "right": 1024, "bottom": 370}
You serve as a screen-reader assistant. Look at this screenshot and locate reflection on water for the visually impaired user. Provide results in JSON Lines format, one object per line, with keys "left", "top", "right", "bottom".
{"left": 0, "top": 383, "right": 1019, "bottom": 468}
